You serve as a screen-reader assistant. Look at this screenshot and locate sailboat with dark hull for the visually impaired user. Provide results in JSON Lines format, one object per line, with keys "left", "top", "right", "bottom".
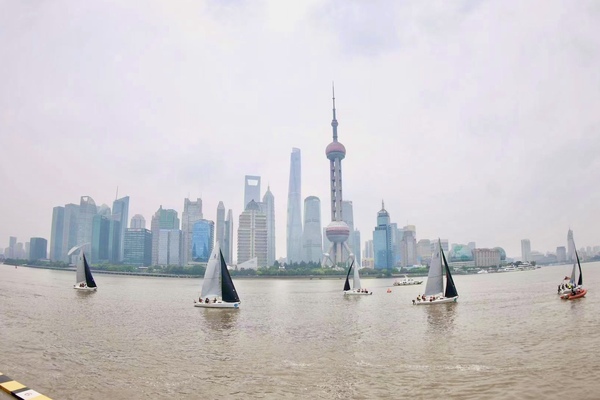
{"left": 194, "top": 244, "right": 241, "bottom": 309}
{"left": 74, "top": 252, "right": 97, "bottom": 291}
{"left": 343, "top": 260, "right": 372, "bottom": 295}
{"left": 414, "top": 239, "right": 458, "bottom": 305}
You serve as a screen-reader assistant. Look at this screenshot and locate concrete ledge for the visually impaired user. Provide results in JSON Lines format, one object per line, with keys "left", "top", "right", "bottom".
{"left": 0, "top": 372, "right": 52, "bottom": 400}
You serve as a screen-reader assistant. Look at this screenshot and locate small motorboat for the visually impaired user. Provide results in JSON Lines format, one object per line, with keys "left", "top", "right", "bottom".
{"left": 393, "top": 275, "right": 423, "bottom": 286}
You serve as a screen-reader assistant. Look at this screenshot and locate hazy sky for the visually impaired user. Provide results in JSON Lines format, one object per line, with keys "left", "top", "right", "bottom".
{"left": 1, "top": 0, "right": 599, "bottom": 259}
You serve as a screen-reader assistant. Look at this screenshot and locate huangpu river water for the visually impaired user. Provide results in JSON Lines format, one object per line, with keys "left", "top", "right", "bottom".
{"left": 1, "top": 263, "right": 600, "bottom": 399}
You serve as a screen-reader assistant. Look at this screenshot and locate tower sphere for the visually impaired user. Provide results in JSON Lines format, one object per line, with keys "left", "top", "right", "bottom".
{"left": 325, "top": 220, "right": 350, "bottom": 243}
{"left": 326, "top": 141, "right": 346, "bottom": 160}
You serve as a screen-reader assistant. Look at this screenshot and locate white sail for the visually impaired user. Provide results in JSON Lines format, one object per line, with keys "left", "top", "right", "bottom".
{"left": 75, "top": 252, "right": 86, "bottom": 284}
{"left": 200, "top": 244, "right": 222, "bottom": 299}
{"left": 423, "top": 242, "right": 444, "bottom": 297}
{"left": 353, "top": 263, "right": 361, "bottom": 290}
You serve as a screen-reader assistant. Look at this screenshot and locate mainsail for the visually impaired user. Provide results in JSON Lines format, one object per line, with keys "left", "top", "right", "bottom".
{"left": 200, "top": 246, "right": 222, "bottom": 298}
{"left": 575, "top": 250, "right": 583, "bottom": 286}
{"left": 423, "top": 242, "right": 444, "bottom": 297}
{"left": 75, "top": 253, "right": 86, "bottom": 284}
{"left": 352, "top": 261, "right": 362, "bottom": 290}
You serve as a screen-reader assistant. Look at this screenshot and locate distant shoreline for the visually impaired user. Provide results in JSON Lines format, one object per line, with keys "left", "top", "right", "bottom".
{"left": 4, "top": 263, "right": 420, "bottom": 280}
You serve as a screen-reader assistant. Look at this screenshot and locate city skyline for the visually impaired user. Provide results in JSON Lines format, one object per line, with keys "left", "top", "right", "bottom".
{"left": 1, "top": 2, "right": 599, "bottom": 259}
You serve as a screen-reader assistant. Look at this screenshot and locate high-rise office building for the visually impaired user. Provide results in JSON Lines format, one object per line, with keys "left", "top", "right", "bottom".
{"left": 223, "top": 209, "right": 234, "bottom": 264}
{"left": 29, "top": 237, "right": 47, "bottom": 261}
{"left": 91, "top": 214, "right": 111, "bottom": 263}
{"left": 286, "top": 148, "right": 303, "bottom": 263}
{"left": 521, "top": 239, "right": 531, "bottom": 262}
{"left": 323, "top": 86, "right": 352, "bottom": 267}
{"left": 567, "top": 229, "right": 575, "bottom": 261}
{"left": 417, "top": 239, "right": 432, "bottom": 265}
{"left": 302, "top": 196, "right": 322, "bottom": 263}
{"left": 237, "top": 200, "right": 267, "bottom": 266}
{"left": 216, "top": 202, "right": 226, "bottom": 256}
{"left": 373, "top": 202, "right": 394, "bottom": 269}
{"left": 262, "top": 188, "right": 276, "bottom": 266}
{"left": 400, "top": 225, "right": 417, "bottom": 267}
{"left": 63, "top": 203, "right": 79, "bottom": 262}
{"left": 8, "top": 236, "right": 17, "bottom": 259}
{"left": 151, "top": 206, "right": 180, "bottom": 265}
{"left": 123, "top": 228, "right": 152, "bottom": 266}
{"left": 111, "top": 196, "right": 129, "bottom": 262}
{"left": 50, "top": 206, "right": 65, "bottom": 262}
{"left": 182, "top": 198, "right": 203, "bottom": 265}
{"left": 77, "top": 196, "right": 97, "bottom": 254}
{"left": 556, "top": 246, "right": 567, "bottom": 263}
{"left": 191, "top": 219, "right": 215, "bottom": 263}
{"left": 130, "top": 214, "right": 146, "bottom": 229}
{"left": 244, "top": 175, "right": 261, "bottom": 209}
{"left": 157, "top": 229, "right": 181, "bottom": 266}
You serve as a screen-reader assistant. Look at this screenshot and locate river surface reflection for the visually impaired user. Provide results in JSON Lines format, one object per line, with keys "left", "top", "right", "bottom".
{"left": 1, "top": 264, "right": 600, "bottom": 399}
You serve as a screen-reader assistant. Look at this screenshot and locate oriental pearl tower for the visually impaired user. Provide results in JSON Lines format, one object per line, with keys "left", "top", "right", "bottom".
{"left": 322, "top": 85, "right": 353, "bottom": 267}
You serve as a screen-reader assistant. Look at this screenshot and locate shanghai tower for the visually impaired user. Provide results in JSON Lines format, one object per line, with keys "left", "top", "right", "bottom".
{"left": 323, "top": 85, "right": 352, "bottom": 267}
{"left": 286, "top": 148, "right": 303, "bottom": 263}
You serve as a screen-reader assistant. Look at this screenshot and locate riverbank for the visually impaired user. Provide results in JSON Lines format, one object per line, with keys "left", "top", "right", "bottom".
{"left": 2, "top": 263, "right": 425, "bottom": 280}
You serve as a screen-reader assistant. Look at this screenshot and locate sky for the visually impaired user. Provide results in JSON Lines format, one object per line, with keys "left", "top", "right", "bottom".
{"left": 1, "top": 0, "right": 599, "bottom": 259}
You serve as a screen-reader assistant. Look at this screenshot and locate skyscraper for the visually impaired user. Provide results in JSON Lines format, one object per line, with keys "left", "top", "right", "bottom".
{"left": 244, "top": 175, "right": 261, "bottom": 209}
{"left": 302, "top": 196, "right": 322, "bottom": 263}
{"left": 216, "top": 201, "right": 226, "bottom": 255}
{"left": 77, "top": 196, "right": 97, "bottom": 254}
{"left": 50, "top": 206, "right": 65, "bottom": 262}
{"left": 182, "top": 198, "right": 203, "bottom": 265}
{"left": 123, "top": 228, "right": 152, "bottom": 266}
{"left": 286, "top": 148, "right": 303, "bottom": 263}
{"left": 223, "top": 209, "right": 234, "bottom": 264}
{"left": 111, "top": 196, "right": 129, "bottom": 262}
{"left": 29, "top": 237, "right": 47, "bottom": 261}
{"left": 237, "top": 200, "right": 267, "bottom": 266}
{"left": 91, "top": 214, "right": 111, "bottom": 263}
{"left": 63, "top": 203, "right": 79, "bottom": 262}
{"left": 262, "top": 187, "right": 276, "bottom": 266}
{"left": 8, "top": 236, "right": 17, "bottom": 259}
{"left": 157, "top": 229, "right": 181, "bottom": 266}
{"left": 521, "top": 239, "right": 531, "bottom": 262}
{"left": 400, "top": 225, "right": 417, "bottom": 267}
{"left": 323, "top": 86, "right": 352, "bottom": 267}
{"left": 191, "top": 219, "right": 215, "bottom": 263}
{"left": 342, "top": 200, "right": 357, "bottom": 262}
{"left": 373, "top": 201, "right": 394, "bottom": 269}
{"left": 151, "top": 206, "right": 180, "bottom": 265}
{"left": 567, "top": 229, "right": 575, "bottom": 261}
{"left": 130, "top": 214, "right": 146, "bottom": 229}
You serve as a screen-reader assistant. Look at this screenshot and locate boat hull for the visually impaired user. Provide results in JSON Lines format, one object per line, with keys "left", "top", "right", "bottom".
{"left": 344, "top": 290, "right": 372, "bottom": 295}
{"left": 393, "top": 281, "right": 423, "bottom": 286}
{"left": 194, "top": 301, "right": 240, "bottom": 309}
{"left": 74, "top": 286, "right": 97, "bottom": 291}
{"left": 561, "top": 289, "right": 587, "bottom": 300}
{"left": 413, "top": 296, "right": 458, "bottom": 305}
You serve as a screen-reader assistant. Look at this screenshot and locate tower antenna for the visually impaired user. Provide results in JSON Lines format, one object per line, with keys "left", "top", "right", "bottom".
{"left": 115, "top": 186, "right": 119, "bottom": 200}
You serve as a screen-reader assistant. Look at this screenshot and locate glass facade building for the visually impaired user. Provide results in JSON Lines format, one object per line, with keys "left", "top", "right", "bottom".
{"left": 123, "top": 228, "right": 152, "bottom": 266}
{"left": 191, "top": 219, "right": 215, "bottom": 263}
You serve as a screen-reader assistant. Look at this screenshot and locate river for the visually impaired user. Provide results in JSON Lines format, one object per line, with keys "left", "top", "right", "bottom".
{"left": 1, "top": 263, "right": 599, "bottom": 399}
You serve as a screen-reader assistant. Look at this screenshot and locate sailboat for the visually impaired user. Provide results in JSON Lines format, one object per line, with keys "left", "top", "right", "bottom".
{"left": 73, "top": 251, "right": 97, "bottom": 291}
{"left": 557, "top": 237, "right": 585, "bottom": 297}
{"left": 559, "top": 247, "right": 586, "bottom": 300}
{"left": 194, "top": 244, "right": 241, "bottom": 309}
{"left": 343, "top": 260, "right": 372, "bottom": 295}
{"left": 413, "top": 239, "right": 458, "bottom": 305}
